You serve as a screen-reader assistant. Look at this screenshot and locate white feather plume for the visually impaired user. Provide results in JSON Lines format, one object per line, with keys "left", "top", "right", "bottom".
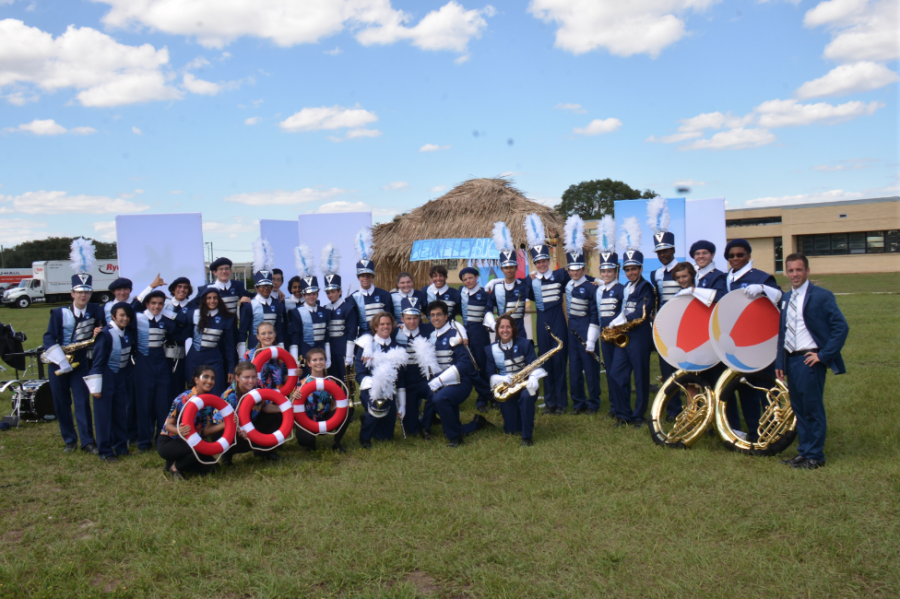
{"left": 524, "top": 213, "right": 546, "bottom": 248}
{"left": 563, "top": 214, "right": 585, "bottom": 254}
{"left": 599, "top": 215, "right": 616, "bottom": 253}
{"left": 619, "top": 216, "right": 642, "bottom": 252}
{"left": 411, "top": 336, "right": 440, "bottom": 380}
{"left": 646, "top": 196, "right": 670, "bottom": 234}
{"left": 294, "top": 245, "right": 314, "bottom": 278}
{"left": 252, "top": 237, "right": 275, "bottom": 273}
{"left": 369, "top": 347, "right": 408, "bottom": 400}
{"left": 354, "top": 227, "right": 374, "bottom": 262}
{"left": 492, "top": 221, "right": 514, "bottom": 252}
{"left": 320, "top": 244, "right": 340, "bottom": 277}
{"left": 69, "top": 238, "right": 96, "bottom": 273}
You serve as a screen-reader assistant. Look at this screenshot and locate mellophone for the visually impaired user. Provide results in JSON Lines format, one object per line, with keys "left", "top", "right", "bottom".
{"left": 178, "top": 346, "right": 351, "bottom": 463}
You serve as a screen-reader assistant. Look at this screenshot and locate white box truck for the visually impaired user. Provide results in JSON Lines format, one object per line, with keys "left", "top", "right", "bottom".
{"left": 1, "top": 259, "right": 119, "bottom": 308}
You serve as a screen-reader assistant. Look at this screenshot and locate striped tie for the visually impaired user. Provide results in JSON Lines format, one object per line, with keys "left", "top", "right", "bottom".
{"left": 784, "top": 291, "right": 799, "bottom": 352}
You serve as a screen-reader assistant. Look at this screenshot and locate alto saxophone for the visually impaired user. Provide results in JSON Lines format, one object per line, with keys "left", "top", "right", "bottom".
{"left": 40, "top": 337, "right": 96, "bottom": 375}
{"left": 492, "top": 325, "right": 563, "bottom": 402}
{"left": 601, "top": 304, "right": 648, "bottom": 349}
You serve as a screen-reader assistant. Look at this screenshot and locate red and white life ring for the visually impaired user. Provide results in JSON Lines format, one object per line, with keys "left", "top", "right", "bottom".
{"left": 179, "top": 393, "right": 236, "bottom": 456}
{"left": 237, "top": 388, "right": 294, "bottom": 448}
{"left": 251, "top": 346, "right": 299, "bottom": 396}
{"left": 293, "top": 377, "right": 350, "bottom": 435}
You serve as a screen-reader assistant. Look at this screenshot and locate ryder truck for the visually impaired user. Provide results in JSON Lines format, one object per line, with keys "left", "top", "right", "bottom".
{"left": 2, "top": 259, "right": 119, "bottom": 308}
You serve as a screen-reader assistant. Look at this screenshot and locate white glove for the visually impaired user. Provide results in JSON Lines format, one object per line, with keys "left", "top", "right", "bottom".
{"left": 289, "top": 345, "right": 299, "bottom": 360}
{"left": 236, "top": 343, "right": 247, "bottom": 358}
{"left": 56, "top": 359, "right": 73, "bottom": 374}
{"left": 526, "top": 376, "right": 539, "bottom": 394}
{"left": 610, "top": 313, "right": 627, "bottom": 327}
{"left": 428, "top": 377, "right": 443, "bottom": 392}
{"left": 325, "top": 345, "right": 332, "bottom": 369}
{"left": 585, "top": 340, "right": 596, "bottom": 353}
{"left": 397, "top": 388, "right": 407, "bottom": 419}
{"left": 398, "top": 404, "right": 406, "bottom": 419}
{"left": 345, "top": 356, "right": 354, "bottom": 366}
{"left": 743, "top": 284, "right": 764, "bottom": 299}
{"left": 485, "top": 278, "right": 501, "bottom": 292}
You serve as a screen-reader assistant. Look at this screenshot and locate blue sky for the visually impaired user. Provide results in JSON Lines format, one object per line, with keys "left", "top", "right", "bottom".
{"left": 0, "top": 0, "right": 897, "bottom": 261}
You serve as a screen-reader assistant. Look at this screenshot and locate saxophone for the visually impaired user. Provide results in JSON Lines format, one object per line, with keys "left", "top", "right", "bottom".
{"left": 492, "top": 325, "right": 563, "bottom": 402}
{"left": 601, "top": 304, "right": 647, "bottom": 349}
{"left": 40, "top": 337, "right": 96, "bottom": 374}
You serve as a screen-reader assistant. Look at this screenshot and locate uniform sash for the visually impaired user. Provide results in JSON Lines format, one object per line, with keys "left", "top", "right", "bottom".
{"left": 135, "top": 312, "right": 150, "bottom": 356}
{"left": 298, "top": 306, "right": 315, "bottom": 346}
{"left": 108, "top": 330, "right": 123, "bottom": 374}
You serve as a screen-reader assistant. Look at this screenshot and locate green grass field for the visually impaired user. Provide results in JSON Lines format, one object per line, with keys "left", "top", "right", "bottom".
{"left": 1, "top": 273, "right": 898, "bottom": 599}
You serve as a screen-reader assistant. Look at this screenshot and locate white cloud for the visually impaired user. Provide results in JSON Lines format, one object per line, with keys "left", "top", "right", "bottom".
{"left": 344, "top": 128, "right": 382, "bottom": 139}
{"left": 169, "top": 190, "right": 183, "bottom": 194}
{"left": 244, "top": 116, "right": 261, "bottom": 125}
{"left": 70, "top": 126, "right": 97, "bottom": 135}
{"left": 0, "top": 217, "right": 49, "bottom": 245}
{"left": 202, "top": 219, "right": 258, "bottom": 235}
{"left": 419, "top": 143, "right": 451, "bottom": 152}
{"left": 673, "top": 179, "right": 706, "bottom": 187}
{"left": 185, "top": 56, "right": 211, "bottom": 70}
{"left": 324, "top": 47, "right": 342, "bottom": 56}
{"left": 95, "top": 0, "right": 492, "bottom": 56}
{"left": 680, "top": 127, "right": 776, "bottom": 151}
{"left": 429, "top": 185, "right": 447, "bottom": 193}
{"left": 383, "top": 181, "right": 408, "bottom": 191}
{"left": 530, "top": 195, "right": 561, "bottom": 207}
{"left": 279, "top": 105, "right": 378, "bottom": 132}
{"left": 6, "top": 118, "right": 66, "bottom": 135}
{"left": 529, "top": 0, "right": 717, "bottom": 58}
{"left": 0, "top": 20, "right": 182, "bottom": 107}
{"left": 117, "top": 188, "right": 145, "bottom": 199}
{"left": 132, "top": 126, "right": 143, "bottom": 135}
{"left": 755, "top": 98, "right": 883, "bottom": 128}
{"left": 811, "top": 158, "right": 879, "bottom": 171}
{"left": 0, "top": 190, "right": 150, "bottom": 214}
{"left": 222, "top": 188, "right": 348, "bottom": 206}
{"left": 93, "top": 220, "right": 117, "bottom": 241}
{"left": 573, "top": 118, "right": 622, "bottom": 135}
{"left": 744, "top": 189, "right": 863, "bottom": 207}
{"left": 182, "top": 73, "right": 221, "bottom": 95}
{"left": 804, "top": 0, "right": 899, "bottom": 62}
{"left": 554, "top": 102, "right": 587, "bottom": 113}
{"left": 795, "top": 61, "right": 899, "bottom": 98}
{"left": 313, "top": 200, "right": 399, "bottom": 220}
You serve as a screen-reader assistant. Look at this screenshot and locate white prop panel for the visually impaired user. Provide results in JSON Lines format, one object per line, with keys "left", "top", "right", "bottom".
{"left": 297, "top": 212, "right": 373, "bottom": 304}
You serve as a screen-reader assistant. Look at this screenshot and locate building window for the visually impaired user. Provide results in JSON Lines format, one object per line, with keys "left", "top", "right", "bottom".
{"left": 774, "top": 236, "right": 783, "bottom": 273}
{"left": 798, "top": 231, "right": 899, "bottom": 256}
{"left": 726, "top": 216, "right": 782, "bottom": 228}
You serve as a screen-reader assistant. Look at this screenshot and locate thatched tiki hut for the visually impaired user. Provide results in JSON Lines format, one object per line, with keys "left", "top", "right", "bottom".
{"left": 372, "top": 178, "right": 592, "bottom": 289}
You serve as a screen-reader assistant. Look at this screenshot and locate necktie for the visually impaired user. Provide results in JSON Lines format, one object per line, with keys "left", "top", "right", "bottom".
{"left": 785, "top": 291, "right": 799, "bottom": 352}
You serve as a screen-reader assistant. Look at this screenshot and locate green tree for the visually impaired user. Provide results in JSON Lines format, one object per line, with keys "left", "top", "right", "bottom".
{"left": 555, "top": 179, "right": 657, "bottom": 221}
{"left": 0, "top": 237, "right": 117, "bottom": 268}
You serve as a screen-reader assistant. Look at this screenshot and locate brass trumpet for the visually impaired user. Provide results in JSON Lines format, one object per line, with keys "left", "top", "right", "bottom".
{"left": 601, "top": 305, "right": 647, "bottom": 348}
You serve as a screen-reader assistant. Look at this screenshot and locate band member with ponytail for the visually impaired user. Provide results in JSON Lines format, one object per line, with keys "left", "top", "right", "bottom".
{"left": 292, "top": 347, "right": 354, "bottom": 453}
{"left": 157, "top": 365, "right": 226, "bottom": 480}
{"left": 85, "top": 302, "right": 135, "bottom": 462}
{"left": 394, "top": 297, "right": 434, "bottom": 438}
{"left": 391, "top": 272, "right": 427, "bottom": 324}
{"left": 238, "top": 239, "right": 284, "bottom": 357}
{"left": 320, "top": 244, "right": 358, "bottom": 382}
{"left": 606, "top": 217, "right": 654, "bottom": 427}
{"left": 289, "top": 246, "right": 331, "bottom": 371}
{"left": 350, "top": 228, "right": 394, "bottom": 335}
{"left": 596, "top": 220, "right": 627, "bottom": 422}
{"left": 484, "top": 315, "right": 545, "bottom": 446}
{"left": 486, "top": 222, "right": 529, "bottom": 339}
{"left": 457, "top": 266, "right": 495, "bottom": 413}
{"left": 43, "top": 238, "right": 104, "bottom": 454}
{"left": 180, "top": 288, "right": 236, "bottom": 396}
{"left": 354, "top": 312, "right": 407, "bottom": 448}
{"left": 133, "top": 290, "right": 180, "bottom": 450}
{"left": 221, "top": 361, "right": 283, "bottom": 464}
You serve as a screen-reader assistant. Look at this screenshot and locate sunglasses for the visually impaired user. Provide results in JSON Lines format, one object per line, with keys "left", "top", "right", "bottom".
{"left": 199, "top": 374, "right": 215, "bottom": 381}
{"left": 727, "top": 253, "right": 747, "bottom": 259}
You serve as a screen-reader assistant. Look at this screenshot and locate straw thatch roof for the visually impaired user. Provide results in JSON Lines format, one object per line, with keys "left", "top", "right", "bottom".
{"left": 371, "top": 177, "right": 594, "bottom": 288}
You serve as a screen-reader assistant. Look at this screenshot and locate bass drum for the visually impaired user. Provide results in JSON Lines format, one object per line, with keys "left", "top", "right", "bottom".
{"left": 714, "top": 368, "right": 796, "bottom": 456}
{"left": 18, "top": 380, "right": 56, "bottom": 422}
{"left": 649, "top": 370, "right": 716, "bottom": 449}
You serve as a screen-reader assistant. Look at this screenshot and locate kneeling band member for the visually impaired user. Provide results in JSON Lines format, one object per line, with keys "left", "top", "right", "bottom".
{"left": 484, "top": 315, "right": 545, "bottom": 446}
{"left": 157, "top": 365, "right": 226, "bottom": 480}
{"left": 294, "top": 347, "right": 354, "bottom": 453}
{"left": 394, "top": 297, "right": 434, "bottom": 438}
{"left": 355, "top": 311, "right": 407, "bottom": 448}
{"left": 420, "top": 301, "right": 492, "bottom": 447}
{"left": 85, "top": 302, "right": 135, "bottom": 462}
{"left": 222, "top": 361, "right": 283, "bottom": 463}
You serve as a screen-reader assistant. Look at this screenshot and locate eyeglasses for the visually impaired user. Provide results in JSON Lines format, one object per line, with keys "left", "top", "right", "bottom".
{"left": 727, "top": 253, "right": 747, "bottom": 259}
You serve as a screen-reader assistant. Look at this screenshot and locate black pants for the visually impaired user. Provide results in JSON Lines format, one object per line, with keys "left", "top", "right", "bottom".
{"left": 156, "top": 434, "right": 214, "bottom": 474}
{"left": 228, "top": 411, "right": 284, "bottom": 457}
{"left": 296, "top": 407, "right": 354, "bottom": 449}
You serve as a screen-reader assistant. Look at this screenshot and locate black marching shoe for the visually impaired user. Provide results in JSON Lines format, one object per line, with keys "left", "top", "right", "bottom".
{"left": 221, "top": 453, "right": 234, "bottom": 466}
{"left": 419, "top": 429, "right": 432, "bottom": 441}
{"left": 331, "top": 444, "right": 346, "bottom": 454}
{"left": 169, "top": 468, "right": 186, "bottom": 481}
{"left": 615, "top": 418, "right": 631, "bottom": 427}
{"left": 473, "top": 414, "right": 495, "bottom": 431}
{"left": 446, "top": 436, "right": 464, "bottom": 448}
{"left": 64, "top": 443, "right": 77, "bottom": 453}
{"left": 553, "top": 407, "right": 566, "bottom": 415}
{"left": 100, "top": 455, "right": 118, "bottom": 463}
{"left": 359, "top": 439, "right": 372, "bottom": 450}
{"left": 793, "top": 458, "right": 826, "bottom": 470}
{"left": 632, "top": 419, "right": 646, "bottom": 429}
{"left": 780, "top": 455, "right": 806, "bottom": 466}
{"left": 573, "top": 408, "right": 586, "bottom": 415}
{"left": 82, "top": 443, "right": 99, "bottom": 455}
{"left": 541, "top": 406, "right": 554, "bottom": 415}
{"left": 520, "top": 438, "right": 533, "bottom": 447}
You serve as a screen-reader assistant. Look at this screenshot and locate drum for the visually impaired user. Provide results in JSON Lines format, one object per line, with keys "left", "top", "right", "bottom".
{"left": 14, "top": 380, "right": 55, "bottom": 422}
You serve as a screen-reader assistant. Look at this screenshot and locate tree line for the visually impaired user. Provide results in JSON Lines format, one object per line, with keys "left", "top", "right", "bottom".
{"left": 1, "top": 237, "right": 118, "bottom": 269}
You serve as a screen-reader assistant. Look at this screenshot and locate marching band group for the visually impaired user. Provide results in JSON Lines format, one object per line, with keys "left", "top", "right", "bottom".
{"left": 41, "top": 198, "right": 848, "bottom": 478}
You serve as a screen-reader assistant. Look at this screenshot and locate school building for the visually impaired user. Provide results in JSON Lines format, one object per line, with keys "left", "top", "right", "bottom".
{"left": 725, "top": 196, "right": 900, "bottom": 274}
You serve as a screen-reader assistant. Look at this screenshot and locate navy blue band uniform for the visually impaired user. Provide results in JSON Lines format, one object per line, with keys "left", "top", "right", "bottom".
{"left": 484, "top": 338, "right": 543, "bottom": 440}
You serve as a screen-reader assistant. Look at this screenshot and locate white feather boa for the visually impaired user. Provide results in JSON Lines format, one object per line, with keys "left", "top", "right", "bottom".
{"left": 410, "top": 336, "right": 439, "bottom": 379}
{"left": 369, "top": 347, "right": 407, "bottom": 400}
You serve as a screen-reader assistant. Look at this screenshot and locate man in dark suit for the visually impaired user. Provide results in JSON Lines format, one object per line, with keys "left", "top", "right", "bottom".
{"left": 775, "top": 253, "right": 849, "bottom": 470}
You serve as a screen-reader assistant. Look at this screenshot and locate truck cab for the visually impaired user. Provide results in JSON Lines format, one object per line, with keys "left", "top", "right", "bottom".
{"left": 2, "top": 278, "right": 39, "bottom": 309}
